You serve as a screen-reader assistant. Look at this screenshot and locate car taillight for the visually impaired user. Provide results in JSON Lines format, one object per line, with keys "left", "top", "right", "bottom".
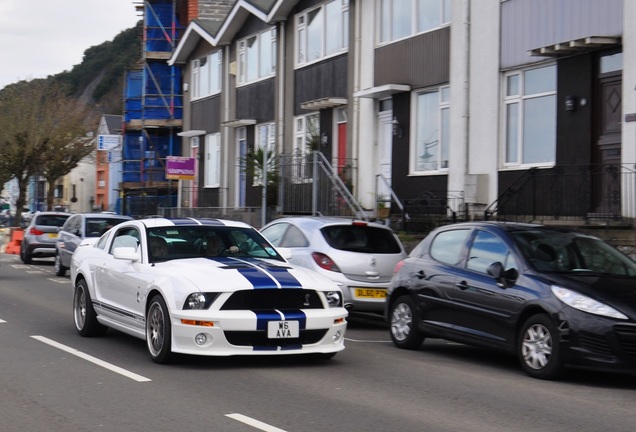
{"left": 311, "top": 252, "right": 341, "bottom": 272}
{"left": 393, "top": 260, "right": 405, "bottom": 275}
{"left": 29, "top": 228, "right": 44, "bottom": 235}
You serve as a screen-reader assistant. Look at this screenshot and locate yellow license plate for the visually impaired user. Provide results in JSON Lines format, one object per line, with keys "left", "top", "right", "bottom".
{"left": 48, "top": 233, "right": 58, "bottom": 238}
{"left": 354, "top": 288, "right": 387, "bottom": 299}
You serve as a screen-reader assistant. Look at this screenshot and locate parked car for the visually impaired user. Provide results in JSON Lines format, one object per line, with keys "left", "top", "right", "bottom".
{"left": 54, "top": 213, "right": 133, "bottom": 276}
{"left": 386, "top": 221, "right": 636, "bottom": 379}
{"left": 70, "top": 217, "right": 348, "bottom": 363}
{"left": 261, "top": 217, "right": 407, "bottom": 313}
{"left": 20, "top": 211, "right": 72, "bottom": 264}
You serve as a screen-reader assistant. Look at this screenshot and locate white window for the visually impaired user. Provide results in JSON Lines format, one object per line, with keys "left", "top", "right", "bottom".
{"left": 296, "top": 0, "right": 349, "bottom": 66}
{"left": 191, "top": 51, "right": 222, "bottom": 99}
{"left": 253, "top": 123, "right": 276, "bottom": 186}
{"left": 204, "top": 133, "right": 221, "bottom": 187}
{"left": 411, "top": 86, "right": 449, "bottom": 174}
{"left": 237, "top": 27, "right": 276, "bottom": 85}
{"left": 503, "top": 64, "right": 556, "bottom": 167}
{"left": 292, "top": 113, "right": 320, "bottom": 181}
{"left": 379, "top": 0, "right": 450, "bottom": 44}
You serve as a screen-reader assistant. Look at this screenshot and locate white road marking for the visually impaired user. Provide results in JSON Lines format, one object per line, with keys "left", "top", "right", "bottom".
{"left": 31, "top": 335, "right": 152, "bottom": 382}
{"left": 0, "top": 319, "right": 6, "bottom": 323}
{"left": 47, "top": 277, "right": 70, "bottom": 284}
{"left": 226, "top": 413, "right": 288, "bottom": 432}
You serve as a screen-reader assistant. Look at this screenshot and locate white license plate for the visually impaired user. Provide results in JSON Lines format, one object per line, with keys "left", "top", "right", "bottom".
{"left": 267, "top": 320, "right": 299, "bottom": 339}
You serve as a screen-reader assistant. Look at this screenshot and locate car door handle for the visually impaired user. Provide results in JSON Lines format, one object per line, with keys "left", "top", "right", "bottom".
{"left": 456, "top": 281, "right": 470, "bottom": 290}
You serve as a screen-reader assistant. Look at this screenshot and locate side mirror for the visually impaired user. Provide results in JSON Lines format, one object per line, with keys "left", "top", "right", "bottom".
{"left": 486, "top": 262, "right": 518, "bottom": 288}
{"left": 113, "top": 246, "right": 140, "bottom": 262}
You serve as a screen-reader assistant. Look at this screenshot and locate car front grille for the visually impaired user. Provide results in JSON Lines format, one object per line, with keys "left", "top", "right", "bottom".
{"left": 578, "top": 331, "right": 614, "bottom": 356}
{"left": 614, "top": 325, "right": 636, "bottom": 360}
{"left": 225, "top": 329, "right": 328, "bottom": 348}
{"left": 220, "top": 289, "right": 324, "bottom": 310}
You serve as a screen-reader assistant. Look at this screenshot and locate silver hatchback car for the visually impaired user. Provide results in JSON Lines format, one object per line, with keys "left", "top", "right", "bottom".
{"left": 20, "top": 211, "right": 72, "bottom": 264}
{"left": 261, "top": 217, "right": 407, "bottom": 313}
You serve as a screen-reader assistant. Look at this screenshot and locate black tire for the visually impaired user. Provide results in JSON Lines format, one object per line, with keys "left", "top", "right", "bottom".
{"left": 54, "top": 253, "right": 67, "bottom": 276}
{"left": 146, "top": 295, "right": 173, "bottom": 364}
{"left": 73, "top": 279, "right": 108, "bottom": 337}
{"left": 20, "top": 243, "right": 32, "bottom": 264}
{"left": 389, "top": 295, "right": 425, "bottom": 349}
{"left": 518, "top": 314, "right": 564, "bottom": 380}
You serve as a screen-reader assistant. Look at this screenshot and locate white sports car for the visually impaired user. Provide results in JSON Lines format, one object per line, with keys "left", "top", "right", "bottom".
{"left": 70, "top": 217, "right": 348, "bottom": 363}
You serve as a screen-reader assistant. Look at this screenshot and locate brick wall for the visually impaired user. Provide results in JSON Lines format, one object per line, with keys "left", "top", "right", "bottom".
{"left": 198, "top": 0, "right": 236, "bottom": 21}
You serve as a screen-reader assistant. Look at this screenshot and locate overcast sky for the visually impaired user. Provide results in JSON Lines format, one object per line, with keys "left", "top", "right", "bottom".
{"left": 0, "top": 0, "right": 141, "bottom": 89}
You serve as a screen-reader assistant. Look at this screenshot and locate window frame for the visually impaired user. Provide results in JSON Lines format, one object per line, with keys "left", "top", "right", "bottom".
{"left": 204, "top": 133, "right": 221, "bottom": 188}
{"left": 502, "top": 63, "right": 557, "bottom": 168}
{"left": 410, "top": 85, "right": 450, "bottom": 175}
{"left": 237, "top": 27, "right": 277, "bottom": 86}
{"left": 191, "top": 50, "right": 222, "bottom": 100}
{"left": 295, "top": 0, "right": 349, "bottom": 67}
{"left": 378, "top": 0, "right": 451, "bottom": 46}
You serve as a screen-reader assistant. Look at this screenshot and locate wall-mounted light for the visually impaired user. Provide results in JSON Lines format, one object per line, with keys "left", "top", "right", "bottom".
{"left": 565, "top": 95, "right": 577, "bottom": 111}
{"left": 183, "top": 82, "right": 189, "bottom": 92}
{"left": 392, "top": 116, "right": 402, "bottom": 138}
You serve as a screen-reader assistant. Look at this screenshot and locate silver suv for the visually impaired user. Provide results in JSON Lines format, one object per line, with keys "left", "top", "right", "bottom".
{"left": 54, "top": 213, "right": 132, "bottom": 276}
{"left": 20, "top": 211, "right": 72, "bottom": 264}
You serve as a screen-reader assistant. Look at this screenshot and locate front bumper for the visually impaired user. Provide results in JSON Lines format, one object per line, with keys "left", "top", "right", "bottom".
{"left": 557, "top": 309, "right": 636, "bottom": 374}
{"left": 170, "top": 308, "right": 348, "bottom": 356}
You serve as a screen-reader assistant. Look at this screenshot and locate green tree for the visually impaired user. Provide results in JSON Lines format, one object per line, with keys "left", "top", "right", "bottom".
{"left": 0, "top": 80, "right": 94, "bottom": 225}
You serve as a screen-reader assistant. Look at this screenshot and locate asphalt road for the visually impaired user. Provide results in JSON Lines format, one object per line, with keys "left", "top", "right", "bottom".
{"left": 0, "top": 253, "right": 635, "bottom": 432}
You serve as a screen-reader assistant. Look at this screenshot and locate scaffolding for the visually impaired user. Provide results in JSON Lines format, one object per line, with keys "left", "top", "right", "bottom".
{"left": 122, "top": 0, "right": 184, "bottom": 217}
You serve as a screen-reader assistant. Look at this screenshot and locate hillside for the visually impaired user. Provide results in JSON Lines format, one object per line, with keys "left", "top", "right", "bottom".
{"left": 1, "top": 21, "right": 143, "bottom": 120}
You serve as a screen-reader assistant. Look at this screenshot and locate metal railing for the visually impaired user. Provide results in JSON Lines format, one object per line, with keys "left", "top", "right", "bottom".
{"left": 484, "top": 164, "right": 636, "bottom": 223}
{"left": 278, "top": 152, "right": 367, "bottom": 219}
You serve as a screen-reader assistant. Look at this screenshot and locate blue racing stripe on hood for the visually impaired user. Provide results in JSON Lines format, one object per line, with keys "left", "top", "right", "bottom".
{"left": 216, "top": 257, "right": 302, "bottom": 289}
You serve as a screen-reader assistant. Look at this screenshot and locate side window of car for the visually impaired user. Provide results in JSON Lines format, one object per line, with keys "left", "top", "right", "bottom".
{"left": 261, "top": 223, "right": 288, "bottom": 246}
{"left": 281, "top": 225, "right": 309, "bottom": 247}
{"left": 110, "top": 228, "right": 140, "bottom": 254}
{"left": 430, "top": 229, "right": 471, "bottom": 265}
{"left": 467, "top": 230, "right": 516, "bottom": 274}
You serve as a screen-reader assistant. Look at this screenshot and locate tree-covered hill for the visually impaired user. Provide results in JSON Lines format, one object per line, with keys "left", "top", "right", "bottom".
{"left": 1, "top": 21, "right": 142, "bottom": 118}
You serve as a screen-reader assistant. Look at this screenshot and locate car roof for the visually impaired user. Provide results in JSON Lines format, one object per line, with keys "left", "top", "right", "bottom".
{"left": 434, "top": 221, "right": 587, "bottom": 235}
{"left": 139, "top": 217, "right": 253, "bottom": 229}
{"left": 80, "top": 213, "right": 133, "bottom": 219}
{"left": 265, "top": 216, "right": 391, "bottom": 230}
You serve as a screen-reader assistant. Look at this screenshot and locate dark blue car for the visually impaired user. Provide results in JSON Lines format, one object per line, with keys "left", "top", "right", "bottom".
{"left": 386, "top": 221, "right": 636, "bottom": 379}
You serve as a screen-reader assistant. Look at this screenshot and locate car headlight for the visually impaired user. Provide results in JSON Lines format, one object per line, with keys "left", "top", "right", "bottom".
{"left": 325, "top": 291, "right": 342, "bottom": 308}
{"left": 551, "top": 286, "right": 628, "bottom": 320}
{"left": 183, "top": 293, "right": 218, "bottom": 310}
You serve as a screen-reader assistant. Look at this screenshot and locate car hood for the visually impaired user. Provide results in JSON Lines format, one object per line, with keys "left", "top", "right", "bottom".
{"left": 154, "top": 256, "right": 340, "bottom": 292}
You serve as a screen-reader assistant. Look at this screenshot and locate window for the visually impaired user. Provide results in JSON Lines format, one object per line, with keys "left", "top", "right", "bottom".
{"left": 253, "top": 123, "right": 275, "bottom": 186}
{"left": 412, "top": 86, "right": 449, "bottom": 173}
{"left": 292, "top": 113, "right": 320, "bottom": 181}
{"left": 296, "top": 0, "right": 349, "bottom": 66}
{"left": 466, "top": 230, "right": 517, "bottom": 274}
{"left": 204, "top": 133, "right": 221, "bottom": 187}
{"left": 380, "top": 0, "right": 450, "bottom": 44}
{"left": 191, "top": 51, "right": 222, "bottom": 99}
{"left": 430, "top": 229, "right": 471, "bottom": 265}
{"left": 504, "top": 64, "right": 556, "bottom": 166}
{"left": 237, "top": 27, "right": 276, "bottom": 85}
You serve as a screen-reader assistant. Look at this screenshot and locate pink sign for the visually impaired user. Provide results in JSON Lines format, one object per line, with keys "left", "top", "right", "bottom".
{"left": 166, "top": 156, "right": 196, "bottom": 180}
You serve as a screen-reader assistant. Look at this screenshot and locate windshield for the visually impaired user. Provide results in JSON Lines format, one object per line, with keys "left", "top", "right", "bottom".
{"left": 146, "top": 226, "right": 284, "bottom": 263}
{"left": 511, "top": 229, "right": 636, "bottom": 276}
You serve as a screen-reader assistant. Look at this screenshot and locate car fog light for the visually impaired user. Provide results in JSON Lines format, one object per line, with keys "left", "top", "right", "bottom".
{"left": 332, "top": 330, "right": 343, "bottom": 343}
{"left": 195, "top": 333, "right": 208, "bottom": 346}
